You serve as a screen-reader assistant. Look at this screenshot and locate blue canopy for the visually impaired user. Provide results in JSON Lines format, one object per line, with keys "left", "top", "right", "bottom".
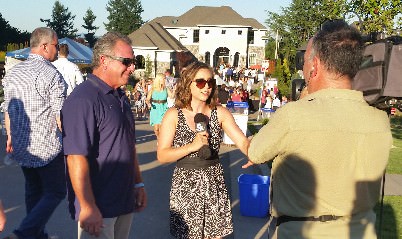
{"left": 6, "top": 38, "right": 93, "bottom": 64}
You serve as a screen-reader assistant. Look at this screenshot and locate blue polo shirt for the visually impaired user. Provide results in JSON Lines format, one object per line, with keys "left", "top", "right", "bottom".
{"left": 62, "top": 74, "right": 136, "bottom": 219}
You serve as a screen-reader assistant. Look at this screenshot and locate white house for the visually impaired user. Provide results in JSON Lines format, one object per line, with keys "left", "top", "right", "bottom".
{"left": 128, "top": 6, "right": 268, "bottom": 77}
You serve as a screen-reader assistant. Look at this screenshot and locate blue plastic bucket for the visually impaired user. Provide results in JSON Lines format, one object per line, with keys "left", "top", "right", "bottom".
{"left": 238, "top": 174, "right": 270, "bottom": 217}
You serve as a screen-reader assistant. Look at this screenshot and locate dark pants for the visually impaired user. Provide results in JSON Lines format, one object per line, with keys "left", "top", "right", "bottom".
{"left": 14, "top": 153, "right": 66, "bottom": 239}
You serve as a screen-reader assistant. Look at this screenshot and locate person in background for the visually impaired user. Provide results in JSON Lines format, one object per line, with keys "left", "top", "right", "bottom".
{"left": 62, "top": 32, "right": 146, "bottom": 239}
{"left": 0, "top": 200, "right": 6, "bottom": 232}
{"left": 157, "top": 61, "right": 249, "bottom": 239}
{"left": 281, "top": 95, "right": 288, "bottom": 106}
{"left": 272, "top": 96, "right": 281, "bottom": 111}
{"left": 230, "top": 86, "right": 242, "bottom": 102}
{"left": 2, "top": 27, "right": 66, "bottom": 239}
{"left": 165, "top": 69, "right": 177, "bottom": 108}
{"left": 52, "top": 43, "right": 84, "bottom": 96}
{"left": 134, "top": 77, "right": 148, "bottom": 120}
{"left": 245, "top": 19, "right": 392, "bottom": 239}
{"left": 146, "top": 73, "right": 172, "bottom": 138}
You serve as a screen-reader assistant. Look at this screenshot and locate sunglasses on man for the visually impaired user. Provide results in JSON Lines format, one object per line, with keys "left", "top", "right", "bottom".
{"left": 193, "top": 78, "right": 216, "bottom": 89}
{"left": 105, "top": 55, "right": 136, "bottom": 67}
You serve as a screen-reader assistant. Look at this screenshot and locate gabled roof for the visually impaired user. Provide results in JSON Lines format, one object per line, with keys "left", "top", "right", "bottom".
{"left": 243, "top": 18, "right": 267, "bottom": 30}
{"left": 128, "top": 22, "right": 188, "bottom": 51}
{"left": 152, "top": 6, "right": 267, "bottom": 29}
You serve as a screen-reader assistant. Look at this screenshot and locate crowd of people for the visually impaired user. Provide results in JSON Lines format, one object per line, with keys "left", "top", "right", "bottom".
{"left": 0, "top": 19, "right": 393, "bottom": 239}
{"left": 213, "top": 64, "right": 289, "bottom": 119}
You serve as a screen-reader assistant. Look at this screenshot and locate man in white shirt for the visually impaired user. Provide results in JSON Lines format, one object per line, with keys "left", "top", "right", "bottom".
{"left": 52, "top": 44, "right": 84, "bottom": 96}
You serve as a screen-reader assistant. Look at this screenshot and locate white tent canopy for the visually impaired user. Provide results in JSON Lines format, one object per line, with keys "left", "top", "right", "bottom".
{"left": 6, "top": 38, "right": 93, "bottom": 64}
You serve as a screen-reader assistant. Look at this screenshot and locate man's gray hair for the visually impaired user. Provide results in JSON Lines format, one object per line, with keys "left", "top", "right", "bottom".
{"left": 30, "top": 27, "right": 57, "bottom": 48}
{"left": 92, "top": 32, "right": 132, "bottom": 69}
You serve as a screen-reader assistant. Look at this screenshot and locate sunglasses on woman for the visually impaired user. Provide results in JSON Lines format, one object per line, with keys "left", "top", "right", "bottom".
{"left": 193, "top": 78, "right": 215, "bottom": 89}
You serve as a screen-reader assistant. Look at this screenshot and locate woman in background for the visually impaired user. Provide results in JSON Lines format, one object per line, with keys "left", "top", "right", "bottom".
{"left": 146, "top": 73, "right": 172, "bottom": 138}
{"left": 134, "top": 77, "right": 148, "bottom": 120}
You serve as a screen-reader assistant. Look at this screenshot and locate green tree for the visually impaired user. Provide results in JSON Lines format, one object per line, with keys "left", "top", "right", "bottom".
{"left": 264, "top": 36, "right": 276, "bottom": 60}
{"left": 0, "top": 13, "right": 30, "bottom": 50}
{"left": 104, "top": 0, "right": 145, "bottom": 35}
{"left": 265, "top": 0, "right": 347, "bottom": 94}
{"left": 144, "top": 54, "right": 153, "bottom": 78}
{"left": 348, "top": 0, "right": 402, "bottom": 36}
{"left": 82, "top": 8, "right": 99, "bottom": 48}
{"left": 272, "top": 58, "right": 292, "bottom": 97}
{"left": 40, "top": 0, "right": 78, "bottom": 38}
{"left": 267, "top": 0, "right": 346, "bottom": 68}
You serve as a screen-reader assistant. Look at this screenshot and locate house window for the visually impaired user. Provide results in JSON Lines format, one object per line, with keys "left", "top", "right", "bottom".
{"left": 248, "top": 30, "right": 254, "bottom": 44}
{"left": 238, "top": 30, "right": 242, "bottom": 35}
{"left": 193, "top": 29, "right": 200, "bottom": 43}
{"left": 221, "top": 30, "right": 226, "bottom": 34}
{"left": 205, "top": 30, "right": 209, "bottom": 34}
{"left": 249, "top": 53, "right": 257, "bottom": 66}
{"left": 205, "top": 52, "right": 210, "bottom": 65}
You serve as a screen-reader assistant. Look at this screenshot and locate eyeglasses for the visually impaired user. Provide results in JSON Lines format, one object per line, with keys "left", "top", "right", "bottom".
{"left": 193, "top": 78, "right": 215, "bottom": 89}
{"left": 105, "top": 55, "right": 136, "bottom": 67}
{"left": 46, "top": 43, "right": 59, "bottom": 50}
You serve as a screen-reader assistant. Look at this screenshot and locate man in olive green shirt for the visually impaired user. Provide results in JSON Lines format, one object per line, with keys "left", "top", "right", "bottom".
{"left": 246, "top": 20, "right": 392, "bottom": 238}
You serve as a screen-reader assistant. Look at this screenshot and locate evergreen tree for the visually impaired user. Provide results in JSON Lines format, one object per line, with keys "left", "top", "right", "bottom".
{"left": 0, "top": 13, "right": 30, "bottom": 50}
{"left": 40, "top": 0, "right": 78, "bottom": 38}
{"left": 82, "top": 8, "right": 99, "bottom": 48}
{"left": 264, "top": 36, "right": 276, "bottom": 60}
{"left": 104, "top": 0, "right": 145, "bottom": 35}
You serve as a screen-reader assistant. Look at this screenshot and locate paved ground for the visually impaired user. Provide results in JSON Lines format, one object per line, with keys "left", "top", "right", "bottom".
{"left": 0, "top": 112, "right": 400, "bottom": 239}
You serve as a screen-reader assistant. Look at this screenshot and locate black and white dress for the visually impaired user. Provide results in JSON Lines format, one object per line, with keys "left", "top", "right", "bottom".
{"left": 170, "top": 108, "right": 233, "bottom": 239}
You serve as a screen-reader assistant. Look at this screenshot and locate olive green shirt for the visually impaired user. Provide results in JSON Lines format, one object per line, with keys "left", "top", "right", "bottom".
{"left": 249, "top": 88, "right": 392, "bottom": 238}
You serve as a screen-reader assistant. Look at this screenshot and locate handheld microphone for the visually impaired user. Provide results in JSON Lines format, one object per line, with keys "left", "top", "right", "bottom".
{"left": 194, "top": 113, "right": 212, "bottom": 160}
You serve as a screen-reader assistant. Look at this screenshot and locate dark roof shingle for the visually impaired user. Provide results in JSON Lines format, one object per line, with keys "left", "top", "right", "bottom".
{"left": 128, "top": 22, "right": 188, "bottom": 51}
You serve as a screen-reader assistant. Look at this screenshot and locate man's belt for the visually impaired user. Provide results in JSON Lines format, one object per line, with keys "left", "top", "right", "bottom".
{"left": 151, "top": 99, "right": 167, "bottom": 104}
{"left": 276, "top": 215, "right": 343, "bottom": 226}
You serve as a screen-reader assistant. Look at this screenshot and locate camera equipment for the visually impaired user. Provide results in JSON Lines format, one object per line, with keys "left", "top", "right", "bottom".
{"left": 352, "top": 36, "right": 402, "bottom": 107}
{"left": 291, "top": 78, "right": 306, "bottom": 101}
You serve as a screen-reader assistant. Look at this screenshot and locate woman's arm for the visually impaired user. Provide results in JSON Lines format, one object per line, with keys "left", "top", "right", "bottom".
{"left": 157, "top": 108, "right": 208, "bottom": 163}
{"left": 146, "top": 88, "right": 153, "bottom": 106}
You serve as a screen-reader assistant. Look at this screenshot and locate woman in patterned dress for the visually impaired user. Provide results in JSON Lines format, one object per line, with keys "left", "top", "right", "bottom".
{"left": 157, "top": 61, "right": 249, "bottom": 239}
{"left": 134, "top": 77, "right": 148, "bottom": 120}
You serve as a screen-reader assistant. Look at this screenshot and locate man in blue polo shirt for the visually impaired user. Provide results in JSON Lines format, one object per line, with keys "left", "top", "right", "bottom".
{"left": 62, "top": 32, "right": 147, "bottom": 239}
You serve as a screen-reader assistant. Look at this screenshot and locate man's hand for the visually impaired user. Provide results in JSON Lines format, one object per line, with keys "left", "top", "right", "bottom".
{"left": 242, "top": 160, "right": 255, "bottom": 169}
{"left": 5, "top": 137, "right": 12, "bottom": 154}
{"left": 134, "top": 187, "right": 147, "bottom": 212}
{"left": 0, "top": 201, "right": 6, "bottom": 232}
{"left": 79, "top": 205, "right": 103, "bottom": 237}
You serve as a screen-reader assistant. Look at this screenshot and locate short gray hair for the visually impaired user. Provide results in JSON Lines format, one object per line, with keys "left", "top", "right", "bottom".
{"left": 92, "top": 32, "right": 132, "bottom": 69}
{"left": 30, "top": 27, "right": 57, "bottom": 48}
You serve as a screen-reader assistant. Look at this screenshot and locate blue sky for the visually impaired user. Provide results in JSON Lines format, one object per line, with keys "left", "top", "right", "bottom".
{"left": 1, "top": 0, "right": 291, "bottom": 35}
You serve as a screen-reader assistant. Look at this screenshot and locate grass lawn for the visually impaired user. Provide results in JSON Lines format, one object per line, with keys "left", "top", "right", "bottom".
{"left": 375, "top": 196, "right": 402, "bottom": 239}
{"left": 375, "top": 116, "right": 402, "bottom": 238}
